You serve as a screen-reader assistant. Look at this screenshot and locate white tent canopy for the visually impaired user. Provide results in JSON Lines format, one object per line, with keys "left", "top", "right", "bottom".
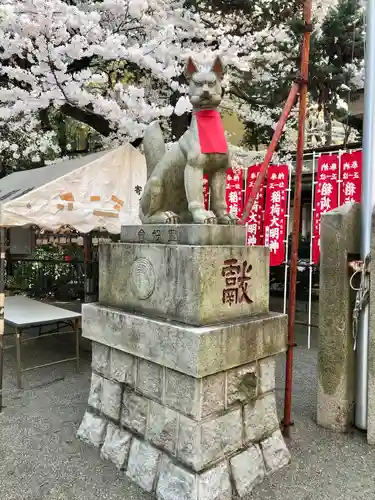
{"left": 0, "top": 144, "right": 146, "bottom": 234}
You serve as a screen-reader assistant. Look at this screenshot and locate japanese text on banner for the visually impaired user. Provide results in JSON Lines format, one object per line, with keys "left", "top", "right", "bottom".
{"left": 312, "top": 155, "right": 339, "bottom": 264}
{"left": 340, "top": 150, "right": 362, "bottom": 205}
{"left": 245, "top": 165, "right": 265, "bottom": 246}
{"left": 226, "top": 167, "right": 243, "bottom": 219}
{"left": 263, "top": 165, "right": 289, "bottom": 266}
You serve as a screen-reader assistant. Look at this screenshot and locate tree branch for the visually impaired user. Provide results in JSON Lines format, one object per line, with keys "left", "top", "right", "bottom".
{"left": 230, "top": 83, "right": 274, "bottom": 107}
{"left": 66, "top": 56, "right": 96, "bottom": 74}
{"left": 60, "top": 103, "right": 113, "bottom": 136}
{"left": 60, "top": 103, "right": 143, "bottom": 148}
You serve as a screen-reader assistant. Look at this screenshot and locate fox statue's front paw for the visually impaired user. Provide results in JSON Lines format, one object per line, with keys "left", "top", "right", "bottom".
{"left": 191, "top": 209, "right": 217, "bottom": 224}
{"left": 163, "top": 211, "right": 180, "bottom": 224}
{"left": 141, "top": 210, "right": 180, "bottom": 224}
{"left": 217, "top": 213, "right": 240, "bottom": 225}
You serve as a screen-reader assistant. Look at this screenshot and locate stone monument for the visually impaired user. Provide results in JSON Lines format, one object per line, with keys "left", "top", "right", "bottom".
{"left": 77, "top": 58, "right": 290, "bottom": 499}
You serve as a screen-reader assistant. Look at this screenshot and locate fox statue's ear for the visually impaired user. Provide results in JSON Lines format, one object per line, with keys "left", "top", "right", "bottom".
{"left": 211, "top": 56, "right": 224, "bottom": 80}
{"left": 184, "top": 57, "right": 198, "bottom": 80}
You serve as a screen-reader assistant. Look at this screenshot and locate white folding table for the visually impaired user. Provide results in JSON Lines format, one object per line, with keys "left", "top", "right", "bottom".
{"left": 4, "top": 296, "right": 81, "bottom": 389}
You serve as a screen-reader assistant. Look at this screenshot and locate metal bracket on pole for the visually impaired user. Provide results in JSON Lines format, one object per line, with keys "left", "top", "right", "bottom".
{"left": 294, "top": 74, "right": 309, "bottom": 87}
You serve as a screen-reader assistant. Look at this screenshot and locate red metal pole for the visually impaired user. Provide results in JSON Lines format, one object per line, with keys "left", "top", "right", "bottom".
{"left": 283, "top": 0, "right": 313, "bottom": 437}
{"left": 241, "top": 82, "right": 299, "bottom": 224}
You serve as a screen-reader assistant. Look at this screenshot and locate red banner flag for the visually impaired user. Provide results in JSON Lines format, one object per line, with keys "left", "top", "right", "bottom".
{"left": 340, "top": 150, "right": 362, "bottom": 205}
{"left": 226, "top": 167, "right": 243, "bottom": 219}
{"left": 203, "top": 174, "right": 209, "bottom": 210}
{"left": 263, "top": 165, "right": 289, "bottom": 266}
{"left": 245, "top": 165, "right": 265, "bottom": 246}
{"left": 312, "top": 154, "right": 339, "bottom": 264}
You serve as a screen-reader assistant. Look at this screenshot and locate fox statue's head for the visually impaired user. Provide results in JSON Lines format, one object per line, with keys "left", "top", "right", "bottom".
{"left": 184, "top": 56, "right": 224, "bottom": 112}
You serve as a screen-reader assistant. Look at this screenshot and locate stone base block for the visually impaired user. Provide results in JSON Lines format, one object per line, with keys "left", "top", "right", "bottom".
{"left": 77, "top": 411, "right": 107, "bottom": 448}
{"left": 83, "top": 304, "right": 287, "bottom": 378}
{"left": 77, "top": 338, "right": 290, "bottom": 499}
{"left": 100, "top": 422, "right": 132, "bottom": 469}
{"left": 99, "top": 241, "right": 269, "bottom": 326}
{"left": 78, "top": 409, "right": 289, "bottom": 499}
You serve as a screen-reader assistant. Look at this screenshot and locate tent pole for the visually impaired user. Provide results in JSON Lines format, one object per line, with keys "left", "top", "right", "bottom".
{"left": 0, "top": 227, "right": 6, "bottom": 411}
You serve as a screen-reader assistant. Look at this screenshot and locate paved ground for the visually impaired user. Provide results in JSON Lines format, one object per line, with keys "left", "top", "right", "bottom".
{"left": 0, "top": 325, "right": 374, "bottom": 500}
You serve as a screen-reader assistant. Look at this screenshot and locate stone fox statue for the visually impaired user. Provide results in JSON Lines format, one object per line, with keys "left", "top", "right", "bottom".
{"left": 139, "top": 56, "right": 239, "bottom": 225}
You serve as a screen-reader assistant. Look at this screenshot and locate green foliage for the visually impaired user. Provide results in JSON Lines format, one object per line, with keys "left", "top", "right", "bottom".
{"left": 7, "top": 245, "right": 85, "bottom": 300}
{"left": 240, "top": 0, "right": 364, "bottom": 149}
{"left": 308, "top": 0, "right": 364, "bottom": 115}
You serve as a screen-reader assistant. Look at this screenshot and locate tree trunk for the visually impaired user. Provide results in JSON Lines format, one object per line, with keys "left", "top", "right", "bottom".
{"left": 323, "top": 104, "right": 332, "bottom": 147}
{"left": 170, "top": 74, "right": 191, "bottom": 140}
{"left": 57, "top": 114, "right": 68, "bottom": 155}
{"left": 171, "top": 111, "right": 191, "bottom": 140}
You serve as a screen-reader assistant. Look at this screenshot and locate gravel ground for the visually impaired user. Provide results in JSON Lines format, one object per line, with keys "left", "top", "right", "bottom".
{"left": 0, "top": 326, "right": 374, "bottom": 500}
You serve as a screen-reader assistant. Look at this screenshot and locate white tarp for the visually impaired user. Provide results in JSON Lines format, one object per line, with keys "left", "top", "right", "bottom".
{"left": 0, "top": 144, "right": 146, "bottom": 234}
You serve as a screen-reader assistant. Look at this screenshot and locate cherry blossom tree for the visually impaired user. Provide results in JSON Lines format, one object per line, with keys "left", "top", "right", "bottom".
{"left": 0, "top": 0, "right": 365, "bottom": 175}
{"left": 0, "top": 0, "right": 305, "bottom": 172}
{"left": 237, "top": 0, "right": 365, "bottom": 149}
{"left": 307, "top": 0, "right": 364, "bottom": 146}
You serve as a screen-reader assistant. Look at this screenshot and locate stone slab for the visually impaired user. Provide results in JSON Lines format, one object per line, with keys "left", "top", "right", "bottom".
{"left": 177, "top": 408, "right": 243, "bottom": 471}
{"left": 88, "top": 372, "right": 102, "bottom": 410}
{"left": 258, "top": 358, "right": 276, "bottom": 395}
{"left": 147, "top": 401, "right": 179, "bottom": 454}
{"left": 157, "top": 457, "right": 197, "bottom": 500}
{"left": 83, "top": 303, "right": 287, "bottom": 378}
{"left": 230, "top": 445, "right": 265, "bottom": 497}
{"left": 102, "top": 378, "right": 122, "bottom": 421}
{"left": 163, "top": 369, "right": 226, "bottom": 419}
{"left": 121, "top": 224, "right": 247, "bottom": 246}
{"left": 100, "top": 423, "right": 132, "bottom": 470}
{"left": 156, "top": 457, "right": 232, "bottom": 500}
{"left": 226, "top": 363, "right": 257, "bottom": 406}
{"left": 317, "top": 203, "right": 359, "bottom": 432}
{"left": 127, "top": 439, "right": 161, "bottom": 493}
{"left": 76, "top": 411, "right": 107, "bottom": 448}
{"left": 244, "top": 392, "right": 279, "bottom": 443}
{"left": 99, "top": 243, "right": 269, "bottom": 326}
{"left": 87, "top": 374, "right": 122, "bottom": 421}
{"left": 198, "top": 462, "right": 232, "bottom": 500}
{"left": 260, "top": 429, "right": 291, "bottom": 474}
{"left": 92, "top": 342, "right": 136, "bottom": 386}
{"left": 137, "top": 359, "right": 163, "bottom": 401}
{"left": 121, "top": 389, "right": 149, "bottom": 435}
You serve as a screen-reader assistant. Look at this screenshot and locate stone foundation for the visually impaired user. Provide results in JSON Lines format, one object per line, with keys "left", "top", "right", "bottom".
{"left": 78, "top": 341, "right": 289, "bottom": 498}
{"left": 77, "top": 225, "right": 290, "bottom": 498}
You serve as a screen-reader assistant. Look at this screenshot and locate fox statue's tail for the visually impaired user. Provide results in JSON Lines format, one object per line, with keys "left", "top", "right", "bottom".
{"left": 143, "top": 121, "right": 165, "bottom": 179}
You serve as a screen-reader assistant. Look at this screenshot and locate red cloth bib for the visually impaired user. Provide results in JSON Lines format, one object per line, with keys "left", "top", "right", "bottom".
{"left": 194, "top": 110, "right": 228, "bottom": 154}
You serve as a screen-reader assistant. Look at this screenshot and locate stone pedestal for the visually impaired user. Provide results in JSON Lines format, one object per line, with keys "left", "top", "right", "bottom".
{"left": 317, "top": 203, "right": 359, "bottom": 432}
{"left": 77, "top": 225, "right": 290, "bottom": 499}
